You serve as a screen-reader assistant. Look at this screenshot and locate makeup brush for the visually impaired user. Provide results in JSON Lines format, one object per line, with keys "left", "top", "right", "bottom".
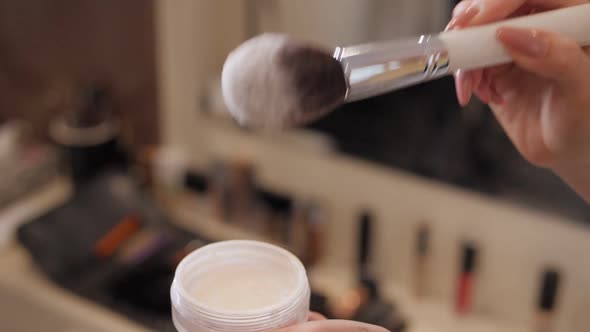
{"left": 222, "top": 4, "right": 590, "bottom": 130}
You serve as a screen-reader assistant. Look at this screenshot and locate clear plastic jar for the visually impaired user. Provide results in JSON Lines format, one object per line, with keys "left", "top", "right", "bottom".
{"left": 171, "top": 240, "right": 310, "bottom": 332}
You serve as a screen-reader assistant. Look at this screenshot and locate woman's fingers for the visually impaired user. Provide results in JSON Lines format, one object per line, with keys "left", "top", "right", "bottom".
{"left": 454, "top": 0, "right": 475, "bottom": 17}
{"left": 474, "top": 70, "right": 493, "bottom": 104}
{"left": 308, "top": 312, "right": 327, "bottom": 321}
{"left": 528, "top": 0, "right": 588, "bottom": 9}
{"left": 455, "top": 70, "right": 483, "bottom": 106}
{"left": 472, "top": 65, "right": 510, "bottom": 104}
{"left": 451, "top": 0, "right": 590, "bottom": 106}
{"left": 455, "top": 64, "right": 513, "bottom": 106}
{"left": 276, "top": 320, "right": 390, "bottom": 332}
{"left": 490, "top": 66, "right": 528, "bottom": 105}
{"left": 452, "top": 0, "right": 587, "bottom": 26}
{"left": 447, "top": 2, "right": 483, "bottom": 107}
{"left": 455, "top": 70, "right": 472, "bottom": 106}
{"left": 447, "top": 2, "right": 480, "bottom": 30}
{"left": 496, "top": 27, "right": 590, "bottom": 90}
{"left": 452, "top": 0, "right": 529, "bottom": 27}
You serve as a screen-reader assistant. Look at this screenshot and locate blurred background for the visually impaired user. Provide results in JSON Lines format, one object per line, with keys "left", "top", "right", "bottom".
{"left": 1, "top": 1, "right": 590, "bottom": 332}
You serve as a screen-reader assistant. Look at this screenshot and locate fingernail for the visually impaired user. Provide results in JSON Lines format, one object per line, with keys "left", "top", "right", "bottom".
{"left": 497, "top": 27, "right": 549, "bottom": 58}
{"left": 456, "top": 70, "right": 473, "bottom": 106}
{"left": 446, "top": 4, "right": 480, "bottom": 31}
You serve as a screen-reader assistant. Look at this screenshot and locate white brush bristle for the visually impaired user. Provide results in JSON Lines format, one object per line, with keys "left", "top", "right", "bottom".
{"left": 222, "top": 34, "right": 299, "bottom": 130}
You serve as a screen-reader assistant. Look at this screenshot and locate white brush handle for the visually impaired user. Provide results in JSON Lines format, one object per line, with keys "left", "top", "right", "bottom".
{"left": 439, "top": 4, "right": 590, "bottom": 71}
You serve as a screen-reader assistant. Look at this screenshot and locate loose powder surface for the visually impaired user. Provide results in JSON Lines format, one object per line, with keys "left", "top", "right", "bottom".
{"left": 190, "top": 262, "right": 298, "bottom": 311}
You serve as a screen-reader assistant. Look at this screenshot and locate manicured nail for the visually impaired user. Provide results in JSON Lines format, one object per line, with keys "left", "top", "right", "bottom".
{"left": 497, "top": 27, "right": 549, "bottom": 58}
{"left": 446, "top": 4, "right": 480, "bottom": 31}
{"left": 455, "top": 70, "right": 473, "bottom": 106}
{"left": 452, "top": 0, "right": 474, "bottom": 18}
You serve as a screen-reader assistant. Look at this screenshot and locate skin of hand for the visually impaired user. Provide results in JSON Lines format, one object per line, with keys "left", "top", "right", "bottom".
{"left": 274, "top": 313, "right": 390, "bottom": 332}
{"left": 448, "top": 0, "right": 590, "bottom": 201}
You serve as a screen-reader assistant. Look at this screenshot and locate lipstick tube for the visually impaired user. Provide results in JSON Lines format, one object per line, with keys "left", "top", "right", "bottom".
{"left": 414, "top": 224, "right": 430, "bottom": 298}
{"left": 533, "top": 269, "right": 561, "bottom": 332}
{"left": 455, "top": 242, "right": 478, "bottom": 315}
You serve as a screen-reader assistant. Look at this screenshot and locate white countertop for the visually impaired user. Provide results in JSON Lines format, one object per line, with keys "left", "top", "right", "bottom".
{"left": 0, "top": 178, "right": 70, "bottom": 249}
{"left": 0, "top": 243, "right": 151, "bottom": 332}
{"left": 0, "top": 179, "right": 150, "bottom": 332}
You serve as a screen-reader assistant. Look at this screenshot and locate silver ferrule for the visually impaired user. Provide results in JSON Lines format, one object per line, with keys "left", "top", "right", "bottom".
{"left": 334, "top": 35, "right": 450, "bottom": 103}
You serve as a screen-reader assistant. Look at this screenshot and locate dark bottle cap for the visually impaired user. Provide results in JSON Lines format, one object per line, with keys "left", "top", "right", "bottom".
{"left": 360, "top": 276, "right": 380, "bottom": 301}
{"left": 538, "top": 269, "right": 561, "bottom": 312}
{"left": 461, "top": 242, "right": 478, "bottom": 273}
{"left": 256, "top": 188, "right": 293, "bottom": 216}
{"left": 416, "top": 224, "right": 430, "bottom": 256}
{"left": 184, "top": 171, "right": 208, "bottom": 194}
{"left": 359, "top": 211, "right": 373, "bottom": 270}
{"left": 310, "top": 291, "right": 331, "bottom": 318}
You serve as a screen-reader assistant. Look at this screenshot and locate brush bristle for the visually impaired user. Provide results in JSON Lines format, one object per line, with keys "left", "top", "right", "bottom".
{"left": 222, "top": 33, "right": 347, "bottom": 130}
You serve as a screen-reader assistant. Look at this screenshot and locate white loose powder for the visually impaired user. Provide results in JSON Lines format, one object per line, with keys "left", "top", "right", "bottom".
{"left": 190, "top": 262, "right": 298, "bottom": 311}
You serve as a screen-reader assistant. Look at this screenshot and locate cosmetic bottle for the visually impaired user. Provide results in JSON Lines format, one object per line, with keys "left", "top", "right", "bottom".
{"left": 533, "top": 269, "right": 561, "bottom": 332}
{"left": 455, "top": 242, "right": 478, "bottom": 315}
{"left": 414, "top": 224, "right": 430, "bottom": 298}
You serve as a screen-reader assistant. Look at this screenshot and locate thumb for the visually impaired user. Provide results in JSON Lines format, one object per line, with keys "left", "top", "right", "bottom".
{"left": 308, "top": 312, "right": 327, "bottom": 321}
{"left": 275, "top": 320, "right": 390, "bottom": 332}
{"left": 496, "top": 26, "right": 590, "bottom": 89}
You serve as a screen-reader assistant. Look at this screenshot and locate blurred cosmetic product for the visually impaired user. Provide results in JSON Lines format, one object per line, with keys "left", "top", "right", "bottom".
{"left": 533, "top": 269, "right": 561, "bottom": 332}
{"left": 456, "top": 242, "right": 478, "bottom": 315}
{"left": 414, "top": 223, "right": 430, "bottom": 298}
